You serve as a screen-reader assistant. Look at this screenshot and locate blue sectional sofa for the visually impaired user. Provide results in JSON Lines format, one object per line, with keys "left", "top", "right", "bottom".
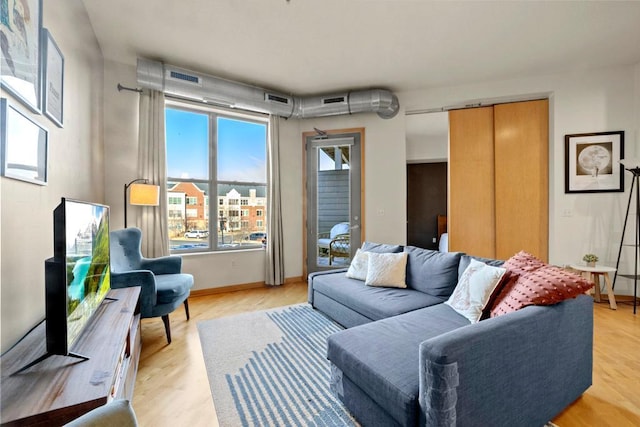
{"left": 308, "top": 244, "right": 593, "bottom": 427}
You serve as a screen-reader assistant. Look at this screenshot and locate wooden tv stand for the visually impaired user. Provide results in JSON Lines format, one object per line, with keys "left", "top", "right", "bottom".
{"left": 1, "top": 287, "right": 141, "bottom": 426}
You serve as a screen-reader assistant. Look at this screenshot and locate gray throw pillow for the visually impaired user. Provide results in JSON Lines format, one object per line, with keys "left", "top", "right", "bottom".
{"left": 404, "top": 246, "right": 463, "bottom": 298}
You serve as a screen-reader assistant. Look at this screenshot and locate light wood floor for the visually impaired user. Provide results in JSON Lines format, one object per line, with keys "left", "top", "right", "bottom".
{"left": 133, "top": 282, "right": 640, "bottom": 426}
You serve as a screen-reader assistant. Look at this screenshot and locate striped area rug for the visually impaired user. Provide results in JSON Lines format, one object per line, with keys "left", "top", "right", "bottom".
{"left": 197, "top": 304, "right": 355, "bottom": 427}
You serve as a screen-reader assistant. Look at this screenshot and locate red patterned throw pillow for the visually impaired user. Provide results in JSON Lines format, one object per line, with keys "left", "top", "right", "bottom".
{"left": 502, "top": 250, "right": 547, "bottom": 275}
{"left": 490, "top": 251, "right": 593, "bottom": 317}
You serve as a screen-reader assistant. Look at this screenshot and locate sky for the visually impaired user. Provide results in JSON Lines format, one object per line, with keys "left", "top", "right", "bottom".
{"left": 165, "top": 108, "right": 267, "bottom": 183}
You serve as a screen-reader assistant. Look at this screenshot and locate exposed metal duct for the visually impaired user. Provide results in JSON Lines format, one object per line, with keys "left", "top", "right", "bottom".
{"left": 136, "top": 58, "right": 399, "bottom": 119}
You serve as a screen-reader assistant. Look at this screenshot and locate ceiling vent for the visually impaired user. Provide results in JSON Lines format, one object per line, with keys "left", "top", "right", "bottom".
{"left": 137, "top": 58, "right": 399, "bottom": 119}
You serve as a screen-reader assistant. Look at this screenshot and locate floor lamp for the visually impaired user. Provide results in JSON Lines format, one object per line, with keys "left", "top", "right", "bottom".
{"left": 613, "top": 162, "right": 640, "bottom": 314}
{"left": 124, "top": 179, "right": 160, "bottom": 228}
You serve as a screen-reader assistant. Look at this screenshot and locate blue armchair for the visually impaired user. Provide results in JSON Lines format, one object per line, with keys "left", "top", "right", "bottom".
{"left": 110, "top": 228, "right": 194, "bottom": 344}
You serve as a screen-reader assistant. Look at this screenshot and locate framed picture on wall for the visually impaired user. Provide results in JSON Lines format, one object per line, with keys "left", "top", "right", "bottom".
{"left": 0, "top": 98, "right": 48, "bottom": 185}
{"left": 42, "top": 28, "right": 64, "bottom": 127}
{"left": 565, "top": 131, "right": 624, "bottom": 193}
{"left": 0, "top": 0, "right": 43, "bottom": 113}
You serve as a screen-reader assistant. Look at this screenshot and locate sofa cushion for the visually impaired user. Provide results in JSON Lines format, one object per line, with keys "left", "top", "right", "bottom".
{"left": 361, "top": 241, "right": 403, "bottom": 253}
{"left": 404, "top": 246, "right": 463, "bottom": 297}
{"left": 327, "top": 304, "right": 470, "bottom": 426}
{"left": 365, "top": 252, "right": 408, "bottom": 288}
{"left": 445, "top": 259, "right": 507, "bottom": 323}
{"left": 312, "top": 273, "right": 443, "bottom": 321}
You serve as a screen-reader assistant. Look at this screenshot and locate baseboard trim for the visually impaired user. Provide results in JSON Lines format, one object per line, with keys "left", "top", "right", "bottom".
{"left": 190, "top": 276, "right": 305, "bottom": 297}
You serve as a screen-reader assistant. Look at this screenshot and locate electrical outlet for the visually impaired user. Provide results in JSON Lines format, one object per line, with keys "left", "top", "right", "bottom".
{"left": 432, "top": 237, "right": 437, "bottom": 243}
{"left": 231, "top": 259, "right": 237, "bottom": 267}
{"left": 561, "top": 209, "right": 573, "bottom": 217}
{"left": 377, "top": 209, "right": 385, "bottom": 216}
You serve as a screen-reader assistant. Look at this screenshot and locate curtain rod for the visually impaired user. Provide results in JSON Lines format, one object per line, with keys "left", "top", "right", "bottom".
{"left": 117, "top": 83, "right": 143, "bottom": 93}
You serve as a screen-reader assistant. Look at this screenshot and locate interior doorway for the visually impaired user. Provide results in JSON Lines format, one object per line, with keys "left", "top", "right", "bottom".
{"left": 304, "top": 129, "right": 364, "bottom": 275}
{"left": 406, "top": 162, "right": 448, "bottom": 249}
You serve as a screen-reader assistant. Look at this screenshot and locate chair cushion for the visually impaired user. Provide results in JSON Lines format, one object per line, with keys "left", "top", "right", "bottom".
{"left": 404, "top": 246, "right": 463, "bottom": 297}
{"left": 330, "top": 222, "right": 350, "bottom": 238}
{"left": 317, "top": 238, "right": 331, "bottom": 250}
{"left": 327, "top": 304, "right": 470, "bottom": 426}
{"left": 155, "top": 274, "right": 194, "bottom": 304}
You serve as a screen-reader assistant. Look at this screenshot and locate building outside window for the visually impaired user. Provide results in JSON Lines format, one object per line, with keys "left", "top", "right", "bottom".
{"left": 165, "top": 103, "right": 267, "bottom": 252}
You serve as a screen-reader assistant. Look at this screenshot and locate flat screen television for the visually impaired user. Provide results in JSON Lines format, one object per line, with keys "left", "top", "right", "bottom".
{"left": 15, "top": 198, "right": 111, "bottom": 373}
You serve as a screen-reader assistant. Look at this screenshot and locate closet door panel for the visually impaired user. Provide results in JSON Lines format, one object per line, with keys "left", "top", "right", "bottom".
{"left": 494, "top": 99, "right": 549, "bottom": 261}
{"left": 448, "top": 107, "right": 496, "bottom": 258}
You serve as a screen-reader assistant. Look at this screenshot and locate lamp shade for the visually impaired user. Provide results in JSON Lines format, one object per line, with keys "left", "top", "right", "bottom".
{"left": 129, "top": 183, "right": 159, "bottom": 206}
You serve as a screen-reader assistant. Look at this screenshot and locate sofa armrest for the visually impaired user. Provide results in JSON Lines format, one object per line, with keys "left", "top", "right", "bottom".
{"left": 418, "top": 295, "right": 593, "bottom": 426}
{"left": 140, "top": 255, "right": 182, "bottom": 275}
{"left": 110, "top": 270, "right": 157, "bottom": 315}
{"left": 307, "top": 269, "right": 349, "bottom": 304}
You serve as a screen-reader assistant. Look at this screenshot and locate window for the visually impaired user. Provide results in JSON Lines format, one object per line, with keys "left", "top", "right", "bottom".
{"left": 256, "top": 209, "right": 263, "bottom": 217}
{"left": 166, "top": 103, "right": 268, "bottom": 252}
{"left": 256, "top": 220, "right": 264, "bottom": 228}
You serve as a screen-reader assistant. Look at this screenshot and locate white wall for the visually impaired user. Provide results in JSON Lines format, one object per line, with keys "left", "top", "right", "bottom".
{"left": 0, "top": 0, "right": 104, "bottom": 352}
{"left": 297, "top": 114, "right": 407, "bottom": 246}
{"left": 405, "top": 112, "right": 449, "bottom": 163}
{"left": 101, "top": 69, "right": 407, "bottom": 289}
{"left": 102, "top": 63, "right": 640, "bottom": 296}
{"left": 399, "top": 64, "right": 640, "bottom": 295}
{"left": 406, "top": 133, "right": 448, "bottom": 163}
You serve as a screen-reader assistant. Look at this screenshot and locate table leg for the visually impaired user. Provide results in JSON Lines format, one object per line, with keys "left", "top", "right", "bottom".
{"left": 592, "top": 273, "right": 602, "bottom": 303}
{"left": 603, "top": 273, "right": 617, "bottom": 310}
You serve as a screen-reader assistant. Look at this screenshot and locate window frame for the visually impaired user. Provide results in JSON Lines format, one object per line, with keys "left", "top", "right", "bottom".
{"left": 165, "top": 99, "right": 268, "bottom": 253}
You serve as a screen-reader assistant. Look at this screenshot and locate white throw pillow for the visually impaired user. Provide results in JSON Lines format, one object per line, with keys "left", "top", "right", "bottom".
{"left": 346, "top": 249, "right": 369, "bottom": 281}
{"left": 445, "top": 259, "right": 507, "bottom": 323}
{"left": 365, "top": 252, "right": 408, "bottom": 288}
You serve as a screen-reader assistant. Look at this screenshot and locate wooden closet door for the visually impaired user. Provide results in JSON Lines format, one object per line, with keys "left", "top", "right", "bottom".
{"left": 448, "top": 107, "right": 496, "bottom": 258}
{"left": 494, "top": 99, "right": 549, "bottom": 261}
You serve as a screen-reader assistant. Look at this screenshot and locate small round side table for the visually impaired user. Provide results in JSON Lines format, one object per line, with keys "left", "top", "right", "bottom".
{"left": 570, "top": 264, "right": 617, "bottom": 310}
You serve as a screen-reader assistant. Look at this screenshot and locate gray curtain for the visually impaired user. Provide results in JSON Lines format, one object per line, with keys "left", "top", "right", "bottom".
{"left": 266, "top": 115, "right": 285, "bottom": 285}
{"left": 135, "top": 89, "right": 169, "bottom": 257}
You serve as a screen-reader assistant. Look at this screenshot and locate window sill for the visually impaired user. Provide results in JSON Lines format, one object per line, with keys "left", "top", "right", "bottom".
{"left": 175, "top": 247, "right": 265, "bottom": 257}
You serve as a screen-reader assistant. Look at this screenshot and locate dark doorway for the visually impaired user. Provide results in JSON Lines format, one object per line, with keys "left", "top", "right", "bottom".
{"left": 407, "top": 162, "right": 447, "bottom": 250}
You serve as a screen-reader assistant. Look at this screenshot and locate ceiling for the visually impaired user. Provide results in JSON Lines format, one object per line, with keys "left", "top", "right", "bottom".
{"left": 82, "top": 0, "right": 640, "bottom": 96}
